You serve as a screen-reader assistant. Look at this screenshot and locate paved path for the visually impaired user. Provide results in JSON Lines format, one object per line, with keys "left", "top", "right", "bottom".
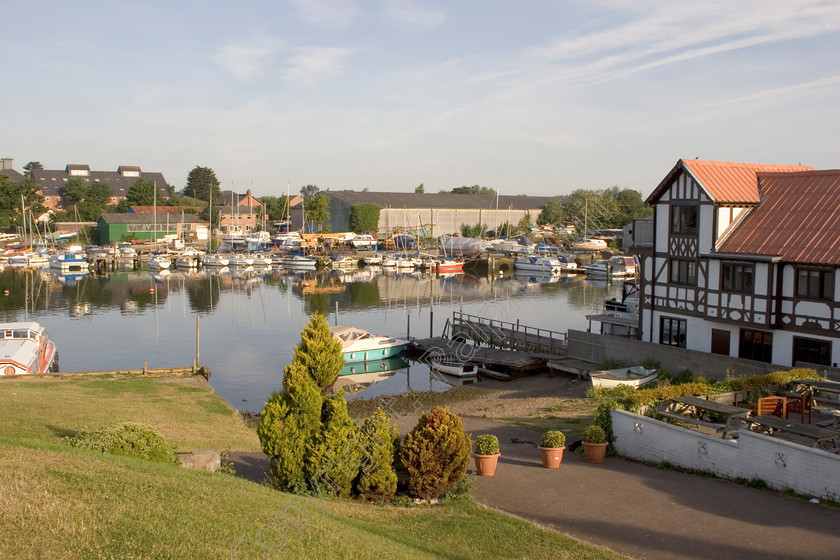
{"left": 232, "top": 415, "right": 840, "bottom": 560}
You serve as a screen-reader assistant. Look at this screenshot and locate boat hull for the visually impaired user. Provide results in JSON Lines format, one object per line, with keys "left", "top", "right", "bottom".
{"left": 590, "top": 366, "right": 657, "bottom": 389}
{"left": 342, "top": 343, "right": 407, "bottom": 363}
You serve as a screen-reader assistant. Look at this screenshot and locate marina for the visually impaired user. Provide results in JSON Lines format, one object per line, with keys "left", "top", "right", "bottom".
{"left": 0, "top": 264, "right": 624, "bottom": 409}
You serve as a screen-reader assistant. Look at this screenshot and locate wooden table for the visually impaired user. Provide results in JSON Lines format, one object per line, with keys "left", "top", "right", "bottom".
{"left": 656, "top": 395, "right": 751, "bottom": 438}
{"left": 744, "top": 415, "right": 840, "bottom": 450}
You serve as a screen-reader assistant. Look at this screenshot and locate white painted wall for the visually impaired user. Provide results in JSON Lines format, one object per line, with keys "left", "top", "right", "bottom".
{"left": 611, "top": 409, "right": 840, "bottom": 501}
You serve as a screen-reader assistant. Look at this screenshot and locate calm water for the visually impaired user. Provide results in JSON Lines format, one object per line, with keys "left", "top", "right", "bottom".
{"left": 0, "top": 266, "right": 623, "bottom": 411}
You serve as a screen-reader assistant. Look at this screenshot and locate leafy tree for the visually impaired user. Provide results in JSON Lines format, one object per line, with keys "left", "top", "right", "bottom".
{"left": 300, "top": 184, "right": 320, "bottom": 200}
{"left": 444, "top": 185, "right": 496, "bottom": 195}
{"left": 0, "top": 176, "right": 45, "bottom": 228}
{"left": 460, "top": 223, "right": 487, "bottom": 238}
{"left": 349, "top": 204, "right": 381, "bottom": 234}
{"left": 261, "top": 195, "right": 289, "bottom": 221}
{"left": 609, "top": 187, "right": 652, "bottom": 225}
{"left": 22, "top": 161, "right": 43, "bottom": 177}
{"left": 62, "top": 177, "right": 89, "bottom": 206}
{"left": 414, "top": 183, "right": 425, "bottom": 194}
{"left": 291, "top": 311, "right": 344, "bottom": 389}
{"left": 125, "top": 179, "right": 158, "bottom": 207}
{"left": 305, "top": 193, "right": 330, "bottom": 233}
{"left": 537, "top": 197, "right": 567, "bottom": 226}
{"left": 183, "top": 166, "right": 221, "bottom": 203}
{"left": 516, "top": 211, "right": 533, "bottom": 234}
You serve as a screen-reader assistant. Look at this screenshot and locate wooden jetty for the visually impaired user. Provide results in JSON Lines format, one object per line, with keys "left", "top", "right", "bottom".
{"left": 446, "top": 312, "right": 567, "bottom": 356}
{"left": 408, "top": 337, "right": 543, "bottom": 380}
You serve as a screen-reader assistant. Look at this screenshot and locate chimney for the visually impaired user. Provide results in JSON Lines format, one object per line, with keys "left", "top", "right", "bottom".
{"left": 0, "top": 158, "right": 12, "bottom": 170}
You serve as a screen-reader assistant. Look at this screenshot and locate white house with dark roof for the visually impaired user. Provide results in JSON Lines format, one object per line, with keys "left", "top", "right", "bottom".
{"left": 639, "top": 158, "right": 840, "bottom": 369}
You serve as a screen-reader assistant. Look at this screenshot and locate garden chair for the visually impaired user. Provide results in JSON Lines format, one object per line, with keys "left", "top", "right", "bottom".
{"left": 756, "top": 396, "right": 786, "bottom": 418}
{"left": 786, "top": 389, "right": 813, "bottom": 424}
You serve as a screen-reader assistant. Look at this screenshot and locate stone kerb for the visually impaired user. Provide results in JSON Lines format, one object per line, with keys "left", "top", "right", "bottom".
{"left": 177, "top": 449, "right": 222, "bottom": 472}
{"left": 611, "top": 409, "right": 840, "bottom": 501}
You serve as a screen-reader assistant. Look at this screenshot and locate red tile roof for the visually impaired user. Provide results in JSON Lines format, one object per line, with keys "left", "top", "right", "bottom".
{"left": 681, "top": 159, "right": 812, "bottom": 204}
{"left": 718, "top": 169, "right": 840, "bottom": 265}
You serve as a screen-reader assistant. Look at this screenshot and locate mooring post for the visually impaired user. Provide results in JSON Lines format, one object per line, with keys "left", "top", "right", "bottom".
{"left": 429, "top": 307, "right": 434, "bottom": 338}
{"left": 335, "top": 301, "right": 338, "bottom": 326}
{"left": 196, "top": 315, "right": 200, "bottom": 367}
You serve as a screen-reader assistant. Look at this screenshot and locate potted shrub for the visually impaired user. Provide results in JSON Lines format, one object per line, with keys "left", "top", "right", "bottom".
{"left": 473, "top": 434, "right": 500, "bottom": 476}
{"left": 582, "top": 425, "right": 608, "bottom": 464}
{"left": 538, "top": 430, "right": 566, "bottom": 468}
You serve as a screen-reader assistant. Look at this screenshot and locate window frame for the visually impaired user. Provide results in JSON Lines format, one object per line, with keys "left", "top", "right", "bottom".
{"left": 669, "top": 258, "right": 697, "bottom": 285}
{"left": 721, "top": 262, "right": 754, "bottom": 293}
{"left": 738, "top": 328, "right": 773, "bottom": 363}
{"left": 795, "top": 267, "right": 834, "bottom": 301}
{"left": 660, "top": 317, "right": 687, "bottom": 348}
{"left": 670, "top": 204, "right": 698, "bottom": 235}
{"left": 793, "top": 337, "right": 832, "bottom": 367}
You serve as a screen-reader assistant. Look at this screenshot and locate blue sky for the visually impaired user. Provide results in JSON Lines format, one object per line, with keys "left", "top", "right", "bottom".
{"left": 5, "top": 1, "right": 840, "bottom": 197}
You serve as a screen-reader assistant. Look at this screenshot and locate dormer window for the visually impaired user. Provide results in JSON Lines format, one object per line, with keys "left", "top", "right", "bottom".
{"left": 118, "top": 166, "right": 141, "bottom": 177}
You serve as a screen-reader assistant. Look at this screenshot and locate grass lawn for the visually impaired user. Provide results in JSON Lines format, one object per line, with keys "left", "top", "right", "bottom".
{"left": 0, "top": 441, "right": 630, "bottom": 560}
{"left": 0, "top": 375, "right": 260, "bottom": 451}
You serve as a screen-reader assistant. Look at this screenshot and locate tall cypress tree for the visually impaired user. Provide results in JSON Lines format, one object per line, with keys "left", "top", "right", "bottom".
{"left": 292, "top": 311, "right": 344, "bottom": 389}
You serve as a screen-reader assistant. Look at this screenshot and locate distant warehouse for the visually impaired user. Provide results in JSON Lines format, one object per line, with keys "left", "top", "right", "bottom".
{"left": 325, "top": 191, "right": 554, "bottom": 236}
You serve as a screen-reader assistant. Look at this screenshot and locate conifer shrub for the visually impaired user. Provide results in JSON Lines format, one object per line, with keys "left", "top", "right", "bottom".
{"left": 355, "top": 408, "right": 399, "bottom": 501}
{"left": 399, "top": 406, "right": 471, "bottom": 500}
{"left": 69, "top": 422, "right": 177, "bottom": 464}
{"left": 306, "top": 394, "right": 363, "bottom": 497}
{"left": 258, "top": 361, "right": 323, "bottom": 492}
{"left": 292, "top": 312, "right": 345, "bottom": 389}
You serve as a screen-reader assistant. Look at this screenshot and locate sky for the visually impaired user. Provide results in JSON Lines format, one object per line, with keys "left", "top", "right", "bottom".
{"left": 4, "top": 0, "right": 840, "bottom": 198}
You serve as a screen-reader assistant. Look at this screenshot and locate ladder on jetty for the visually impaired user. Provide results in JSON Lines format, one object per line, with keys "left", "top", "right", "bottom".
{"left": 444, "top": 312, "right": 567, "bottom": 356}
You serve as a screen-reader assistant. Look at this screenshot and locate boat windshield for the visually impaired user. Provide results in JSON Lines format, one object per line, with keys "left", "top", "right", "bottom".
{"left": 1, "top": 329, "right": 36, "bottom": 340}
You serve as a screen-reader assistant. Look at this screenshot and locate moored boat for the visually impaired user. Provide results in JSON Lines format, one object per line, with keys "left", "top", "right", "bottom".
{"left": 514, "top": 255, "right": 563, "bottom": 275}
{"left": 584, "top": 256, "right": 637, "bottom": 278}
{"left": 147, "top": 254, "right": 172, "bottom": 270}
{"left": 0, "top": 321, "right": 58, "bottom": 375}
{"left": 589, "top": 366, "right": 657, "bottom": 389}
{"left": 330, "top": 325, "right": 409, "bottom": 363}
{"left": 201, "top": 254, "right": 230, "bottom": 268}
{"left": 328, "top": 255, "right": 359, "bottom": 269}
{"left": 48, "top": 251, "right": 88, "bottom": 272}
{"left": 429, "top": 357, "right": 477, "bottom": 377}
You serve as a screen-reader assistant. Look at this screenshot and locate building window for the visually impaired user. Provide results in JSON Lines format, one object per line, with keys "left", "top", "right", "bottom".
{"left": 793, "top": 337, "right": 831, "bottom": 366}
{"left": 796, "top": 268, "right": 833, "bottom": 300}
{"left": 670, "top": 259, "right": 697, "bottom": 285}
{"left": 660, "top": 317, "right": 687, "bottom": 348}
{"left": 739, "top": 329, "right": 773, "bottom": 363}
{"left": 722, "top": 262, "right": 754, "bottom": 292}
{"left": 670, "top": 205, "right": 698, "bottom": 234}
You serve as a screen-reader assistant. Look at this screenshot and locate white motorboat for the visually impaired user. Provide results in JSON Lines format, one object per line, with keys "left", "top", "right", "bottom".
{"left": 227, "top": 254, "right": 255, "bottom": 267}
{"left": 328, "top": 255, "right": 359, "bottom": 269}
{"left": 585, "top": 256, "right": 637, "bottom": 278}
{"left": 573, "top": 238, "right": 609, "bottom": 252}
{"left": 330, "top": 325, "right": 409, "bottom": 363}
{"left": 429, "top": 358, "right": 478, "bottom": 377}
{"left": 201, "top": 254, "right": 230, "bottom": 268}
{"left": 175, "top": 247, "right": 204, "bottom": 269}
{"left": 590, "top": 366, "right": 658, "bottom": 389}
{"left": 363, "top": 254, "right": 383, "bottom": 266}
{"left": 147, "top": 254, "right": 172, "bottom": 270}
{"left": 0, "top": 321, "right": 58, "bottom": 375}
{"left": 513, "top": 255, "right": 563, "bottom": 275}
{"left": 279, "top": 255, "right": 317, "bottom": 269}
{"left": 48, "top": 251, "right": 88, "bottom": 272}
{"left": 350, "top": 234, "right": 378, "bottom": 249}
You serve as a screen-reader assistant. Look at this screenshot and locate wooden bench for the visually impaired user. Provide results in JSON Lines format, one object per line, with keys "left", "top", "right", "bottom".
{"left": 656, "top": 396, "right": 751, "bottom": 438}
{"left": 745, "top": 415, "right": 839, "bottom": 450}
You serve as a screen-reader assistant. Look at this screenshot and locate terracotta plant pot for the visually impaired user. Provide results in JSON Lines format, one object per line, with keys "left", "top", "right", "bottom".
{"left": 473, "top": 453, "right": 500, "bottom": 476}
{"left": 583, "top": 442, "right": 608, "bottom": 464}
{"left": 538, "top": 446, "right": 565, "bottom": 468}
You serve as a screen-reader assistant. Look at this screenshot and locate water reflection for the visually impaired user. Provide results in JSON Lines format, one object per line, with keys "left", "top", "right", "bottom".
{"left": 0, "top": 265, "right": 623, "bottom": 410}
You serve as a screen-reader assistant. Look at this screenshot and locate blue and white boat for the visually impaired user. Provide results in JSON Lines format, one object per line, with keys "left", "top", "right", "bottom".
{"left": 48, "top": 251, "right": 88, "bottom": 272}
{"left": 330, "top": 325, "right": 409, "bottom": 363}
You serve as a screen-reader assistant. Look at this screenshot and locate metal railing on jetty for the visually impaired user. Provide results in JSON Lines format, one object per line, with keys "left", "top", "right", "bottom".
{"left": 444, "top": 312, "right": 567, "bottom": 356}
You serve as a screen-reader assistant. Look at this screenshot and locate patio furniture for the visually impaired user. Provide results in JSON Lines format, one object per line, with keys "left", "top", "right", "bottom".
{"left": 656, "top": 395, "right": 751, "bottom": 439}
{"left": 744, "top": 415, "right": 839, "bottom": 451}
{"left": 785, "top": 389, "right": 813, "bottom": 424}
{"left": 756, "top": 396, "right": 787, "bottom": 418}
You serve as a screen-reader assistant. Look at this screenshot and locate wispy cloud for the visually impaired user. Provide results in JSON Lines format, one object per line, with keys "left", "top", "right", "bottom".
{"left": 288, "top": 0, "right": 359, "bottom": 27}
{"left": 282, "top": 46, "right": 354, "bottom": 85}
{"left": 382, "top": 0, "right": 446, "bottom": 28}
{"left": 213, "top": 37, "right": 284, "bottom": 79}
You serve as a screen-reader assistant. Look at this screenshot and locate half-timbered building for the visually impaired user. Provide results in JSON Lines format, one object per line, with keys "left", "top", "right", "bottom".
{"left": 640, "top": 159, "right": 840, "bottom": 369}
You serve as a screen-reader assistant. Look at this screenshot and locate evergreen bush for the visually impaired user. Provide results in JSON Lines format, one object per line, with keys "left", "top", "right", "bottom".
{"left": 399, "top": 406, "right": 471, "bottom": 500}
{"left": 307, "top": 395, "right": 363, "bottom": 497}
{"left": 355, "top": 408, "right": 399, "bottom": 500}
{"left": 540, "top": 430, "right": 566, "bottom": 449}
{"left": 258, "top": 361, "right": 323, "bottom": 492}
{"left": 582, "top": 425, "right": 606, "bottom": 444}
{"left": 292, "top": 312, "right": 345, "bottom": 389}
{"left": 69, "top": 422, "right": 177, "bottom": 464}
{"left": 473, "top": 434, "right": 499, "bottom": 455}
